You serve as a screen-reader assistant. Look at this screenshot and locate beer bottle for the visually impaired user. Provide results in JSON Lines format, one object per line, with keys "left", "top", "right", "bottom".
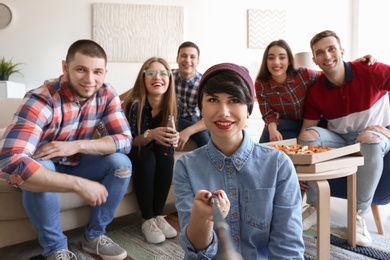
{"left": 164, "top": 115, "right": 175, "bottom": 155}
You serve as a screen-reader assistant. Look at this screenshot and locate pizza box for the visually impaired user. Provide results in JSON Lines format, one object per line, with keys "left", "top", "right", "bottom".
{"left": 264, "top": 138, "right": 362, "bottom": 165}
{"left": 295, "top": 155, "right": 364, "bottom": 173}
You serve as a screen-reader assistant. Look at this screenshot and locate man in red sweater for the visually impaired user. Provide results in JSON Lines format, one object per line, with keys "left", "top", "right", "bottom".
{"left": 299, "top": 30, "right": 390, "bottom": 247}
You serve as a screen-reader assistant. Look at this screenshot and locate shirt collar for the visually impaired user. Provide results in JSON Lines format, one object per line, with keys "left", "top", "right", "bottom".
{"left": 325, "top": 61, "right": 354, "bottom": 89}
{"left": 59, "top": 75, "right": 74, "bottom": 100}
{"left": 204, "top": 130, "right": 254, "bottom": 171}
{"left": 269, "top": 73, "right": 294, "bottom": 86}
{"left": 173, "top": 69, "right": 201, "bottom": 82}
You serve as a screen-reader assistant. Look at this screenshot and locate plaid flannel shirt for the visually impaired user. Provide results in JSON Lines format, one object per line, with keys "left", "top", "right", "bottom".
{"left": 0, "top": 75, "right": 132, "bottom": 186}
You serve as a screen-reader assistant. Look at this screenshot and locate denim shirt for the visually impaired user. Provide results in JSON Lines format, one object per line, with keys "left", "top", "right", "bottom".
{"left": 174, "top": 131, "right": 304, "bottom": 259}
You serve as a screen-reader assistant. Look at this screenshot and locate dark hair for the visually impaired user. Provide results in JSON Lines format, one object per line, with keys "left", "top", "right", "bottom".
{"left": 310, "top": 30, "right": 342, "bottom": 51}
{"left": 122, "top": 57, "right": 177, "bottom": 135}
{"left": 199, "top": 71, "right": 254, "bottom": 113}
{"left": 255, "top": 39, "right": 298, "bottom": 81}
{"left": 66, "top": 39, "right": 107, "bottom": 65}
{"left": 177, "top": 41, "right": 200, "bottom": 57}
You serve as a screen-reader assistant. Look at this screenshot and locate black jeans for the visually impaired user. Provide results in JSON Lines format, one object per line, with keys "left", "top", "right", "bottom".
{"left": 259, "top": 118, "right": 328, "bottom": 143}
{"left": 128, "top": 144, "right": 174, "bottom": 219}
{"left": 259, "top": 119, "right": 303, "bottom": 143}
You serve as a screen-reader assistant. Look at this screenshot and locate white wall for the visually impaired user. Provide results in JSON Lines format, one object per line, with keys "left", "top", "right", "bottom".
{"left": 0, "top": 0, "right": 359, "bottom": 96}
{"left": 356, "top": 0, "right": 390, "bottom": 64}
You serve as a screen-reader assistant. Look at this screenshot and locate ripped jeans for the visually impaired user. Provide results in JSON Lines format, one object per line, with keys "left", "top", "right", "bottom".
{"left": 299, "top": 127, "right": 390, "bottom": 214}
{"left": 22, "top": 153, "right": 132, "bottom": 256}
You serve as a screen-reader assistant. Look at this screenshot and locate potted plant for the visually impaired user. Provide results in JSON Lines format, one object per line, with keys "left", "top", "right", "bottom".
{"left": 0, "top": 56, "right": 23, "bottom": 81}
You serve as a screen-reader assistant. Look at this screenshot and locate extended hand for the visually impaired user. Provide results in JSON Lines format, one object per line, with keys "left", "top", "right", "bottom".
{"left": 178, "top": 130, "right": 191, "bottom": 150}
{"left": 269, "top": 129, "right": 283, "bottom": 142}
{"left": 193, "top": 190, "right": 230, "bottom": 221}
{"left": 77, "top": 178, "right": 108, "bottom": 207}
{"left": 33, "top": 141, "right": 80, "bottom": 160}
{"left": 364, "top": 125, "right": 390, "bottom": 139}
{"left": 151, "top": 127, "right": 179, "bottom": 147}
{"left": 355, "top": 54, "right": 377, "bottom": 65}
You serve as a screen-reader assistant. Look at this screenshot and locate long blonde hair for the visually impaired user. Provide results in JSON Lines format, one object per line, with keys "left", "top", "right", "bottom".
{"left": 122, "top": 57, "right": 177, "bottom": 135}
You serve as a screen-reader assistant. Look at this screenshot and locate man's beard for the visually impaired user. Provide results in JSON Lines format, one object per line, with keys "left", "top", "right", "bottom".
{"left": 67, "top": 76, "right": 95, "bottom": 100}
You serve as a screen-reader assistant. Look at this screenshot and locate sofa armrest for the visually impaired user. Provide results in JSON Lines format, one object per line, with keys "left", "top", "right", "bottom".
{"left": 0, "top": 127, "right": 5, "bottom": 139}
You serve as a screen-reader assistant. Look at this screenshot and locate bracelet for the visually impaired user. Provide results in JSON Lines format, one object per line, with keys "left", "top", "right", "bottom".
{"left": 143, "top": 129, "right": 151, "bottom": 140}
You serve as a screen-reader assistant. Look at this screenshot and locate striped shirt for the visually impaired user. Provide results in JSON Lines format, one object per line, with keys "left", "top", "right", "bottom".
{"left": 255, "top": 68, "right": 320, "bottom": 125}
{"left": 172, "top": 69, "right": 202, "bottom": 119}
{"left": 304, "top": 61, "right": 390, "bottom": 134}
{"left": 0, "top": 75, "right": 132, "bottom": 185}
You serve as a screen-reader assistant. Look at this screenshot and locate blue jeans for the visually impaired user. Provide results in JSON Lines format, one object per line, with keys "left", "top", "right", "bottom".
{"left": 300, "top": 126, "right": 390, "bottom": 213}
{"left": 259, "top": 119, "right": 303, "bottom": 143}
{"left": 22, "top": 153, "right": 132, "bottom": 256}
{"left": 178, "top": 117, "right": 210, "bottom": 147}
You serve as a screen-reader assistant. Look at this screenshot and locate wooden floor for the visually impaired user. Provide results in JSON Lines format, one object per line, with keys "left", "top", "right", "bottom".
{"left": 0, "top": 197, "right": 389, "bottom": 259}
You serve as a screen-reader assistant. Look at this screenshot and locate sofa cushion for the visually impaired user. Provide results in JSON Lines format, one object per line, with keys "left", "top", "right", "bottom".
{"left": 0, "top": 127, "right": 5, "bottom": 139}
{"left": 0, "top": 98, "right": 22, "bottom": 128}
{"left": 0, "top": 180, "right": 133, "bottom": 221}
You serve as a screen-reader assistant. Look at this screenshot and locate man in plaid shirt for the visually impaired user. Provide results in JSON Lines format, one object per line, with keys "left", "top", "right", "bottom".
{"left": 0, "top": 40, "right": 132, "bottom": 260}
{"left": 173, "top": 41, "right": 210, "bottom": 150}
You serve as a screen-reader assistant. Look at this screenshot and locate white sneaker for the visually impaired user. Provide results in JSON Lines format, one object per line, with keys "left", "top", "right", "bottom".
{"left": 356, "top": 215, "right": 372, "bottom": 247}
{"left": 141, "top": 218, "right": 165, "bottom": 244}
{"left": 155, "top": 215, "right": 178, "bottom": 238}
{"left": 302, "top": 205, "right": 317, "bottom": 230}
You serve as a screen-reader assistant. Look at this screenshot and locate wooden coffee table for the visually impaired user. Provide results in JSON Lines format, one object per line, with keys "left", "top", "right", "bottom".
{"left": 297, "top": 156, "right": 363, "bottom": 260}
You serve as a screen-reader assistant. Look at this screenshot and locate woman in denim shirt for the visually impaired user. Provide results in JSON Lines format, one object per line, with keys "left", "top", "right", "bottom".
{"left": 174, "top": 63, "right": 304, "bottom": 259}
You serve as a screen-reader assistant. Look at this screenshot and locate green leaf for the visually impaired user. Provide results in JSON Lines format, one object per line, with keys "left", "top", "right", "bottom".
{"left": 0, "top": 56, "right": 24, "bottom": 79}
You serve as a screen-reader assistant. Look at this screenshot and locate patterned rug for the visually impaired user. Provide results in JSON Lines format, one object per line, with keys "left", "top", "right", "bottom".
{"left": 30, "top": 216, "right": 183, "bottom": 260}
{"left": 31, "top": 218, "right": 390, "bottom": 259}
{"left": 58, "top": 223, "right": 184, "bottom": 260}
{"left": 304, "top": 224, "right": 390, "bottom": 260}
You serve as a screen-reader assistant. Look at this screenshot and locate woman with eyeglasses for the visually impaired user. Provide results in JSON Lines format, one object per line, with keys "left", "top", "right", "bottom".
{"left": 121, "top": 57, "right": 179, "bottom": 244}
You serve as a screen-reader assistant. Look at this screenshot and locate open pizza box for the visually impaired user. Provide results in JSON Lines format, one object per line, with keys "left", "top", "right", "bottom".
{"left": 263, "top": 138, "right": 364, "bottom": 173}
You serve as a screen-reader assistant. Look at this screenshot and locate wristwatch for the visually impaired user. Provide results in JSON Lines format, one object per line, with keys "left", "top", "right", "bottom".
{"left": 143, "top": 129, "right": 151, "bottom": 140}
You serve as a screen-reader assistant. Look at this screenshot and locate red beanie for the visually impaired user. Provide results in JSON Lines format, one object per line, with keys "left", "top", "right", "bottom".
{"left": 197, "top": 63, "right": 255, "bottom": 114}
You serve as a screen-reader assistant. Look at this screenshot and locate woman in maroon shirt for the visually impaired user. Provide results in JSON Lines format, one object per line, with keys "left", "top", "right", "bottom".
{"left": 255, "top": 39, "right": 321, "bottom": 143}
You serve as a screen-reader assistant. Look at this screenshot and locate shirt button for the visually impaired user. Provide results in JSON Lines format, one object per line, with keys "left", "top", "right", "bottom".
{"left": 228, "top": 168, "right": 233, "bottom": 174}
{"left": 233, "top": 236, "right": 238, "bottom": 242}
{"left": 236, "top": 161, "right": 241, "bottom": 166}
{"left": 232, "top": 189, "right": 236, "bottom": 195}
{"left": 232, "top": 213, "right": 238, "bottom": 219}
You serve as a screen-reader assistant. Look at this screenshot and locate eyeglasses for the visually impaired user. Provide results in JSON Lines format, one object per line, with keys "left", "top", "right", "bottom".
{"left": 144, "top": 69, "right": 171, "bottom": 78}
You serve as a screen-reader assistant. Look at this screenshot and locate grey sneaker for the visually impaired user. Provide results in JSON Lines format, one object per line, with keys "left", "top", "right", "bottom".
{"left": 46, "top": 249, "right": 77, "bottom": 260}
{"left": 141, "top": 218, "right": 165, "bottom": 244}
{"left": 356, "top": 215, "right": 373, "bottom": 247}
{"left": 155, "top": 215, "right": 177, "bottom": 238}
{"left": 302, "top": 204, "right": 317, "bottom": 230}
{"left": 81, "top": 235, "right": 127, "bottom": 260}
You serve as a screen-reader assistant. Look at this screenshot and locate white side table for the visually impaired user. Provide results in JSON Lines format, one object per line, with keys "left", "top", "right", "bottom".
{"left": 297, "top": 156, "right": 364, "bottom": 260}
{"left": 0, "top": 81, "right": 26, "bottom": 98}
